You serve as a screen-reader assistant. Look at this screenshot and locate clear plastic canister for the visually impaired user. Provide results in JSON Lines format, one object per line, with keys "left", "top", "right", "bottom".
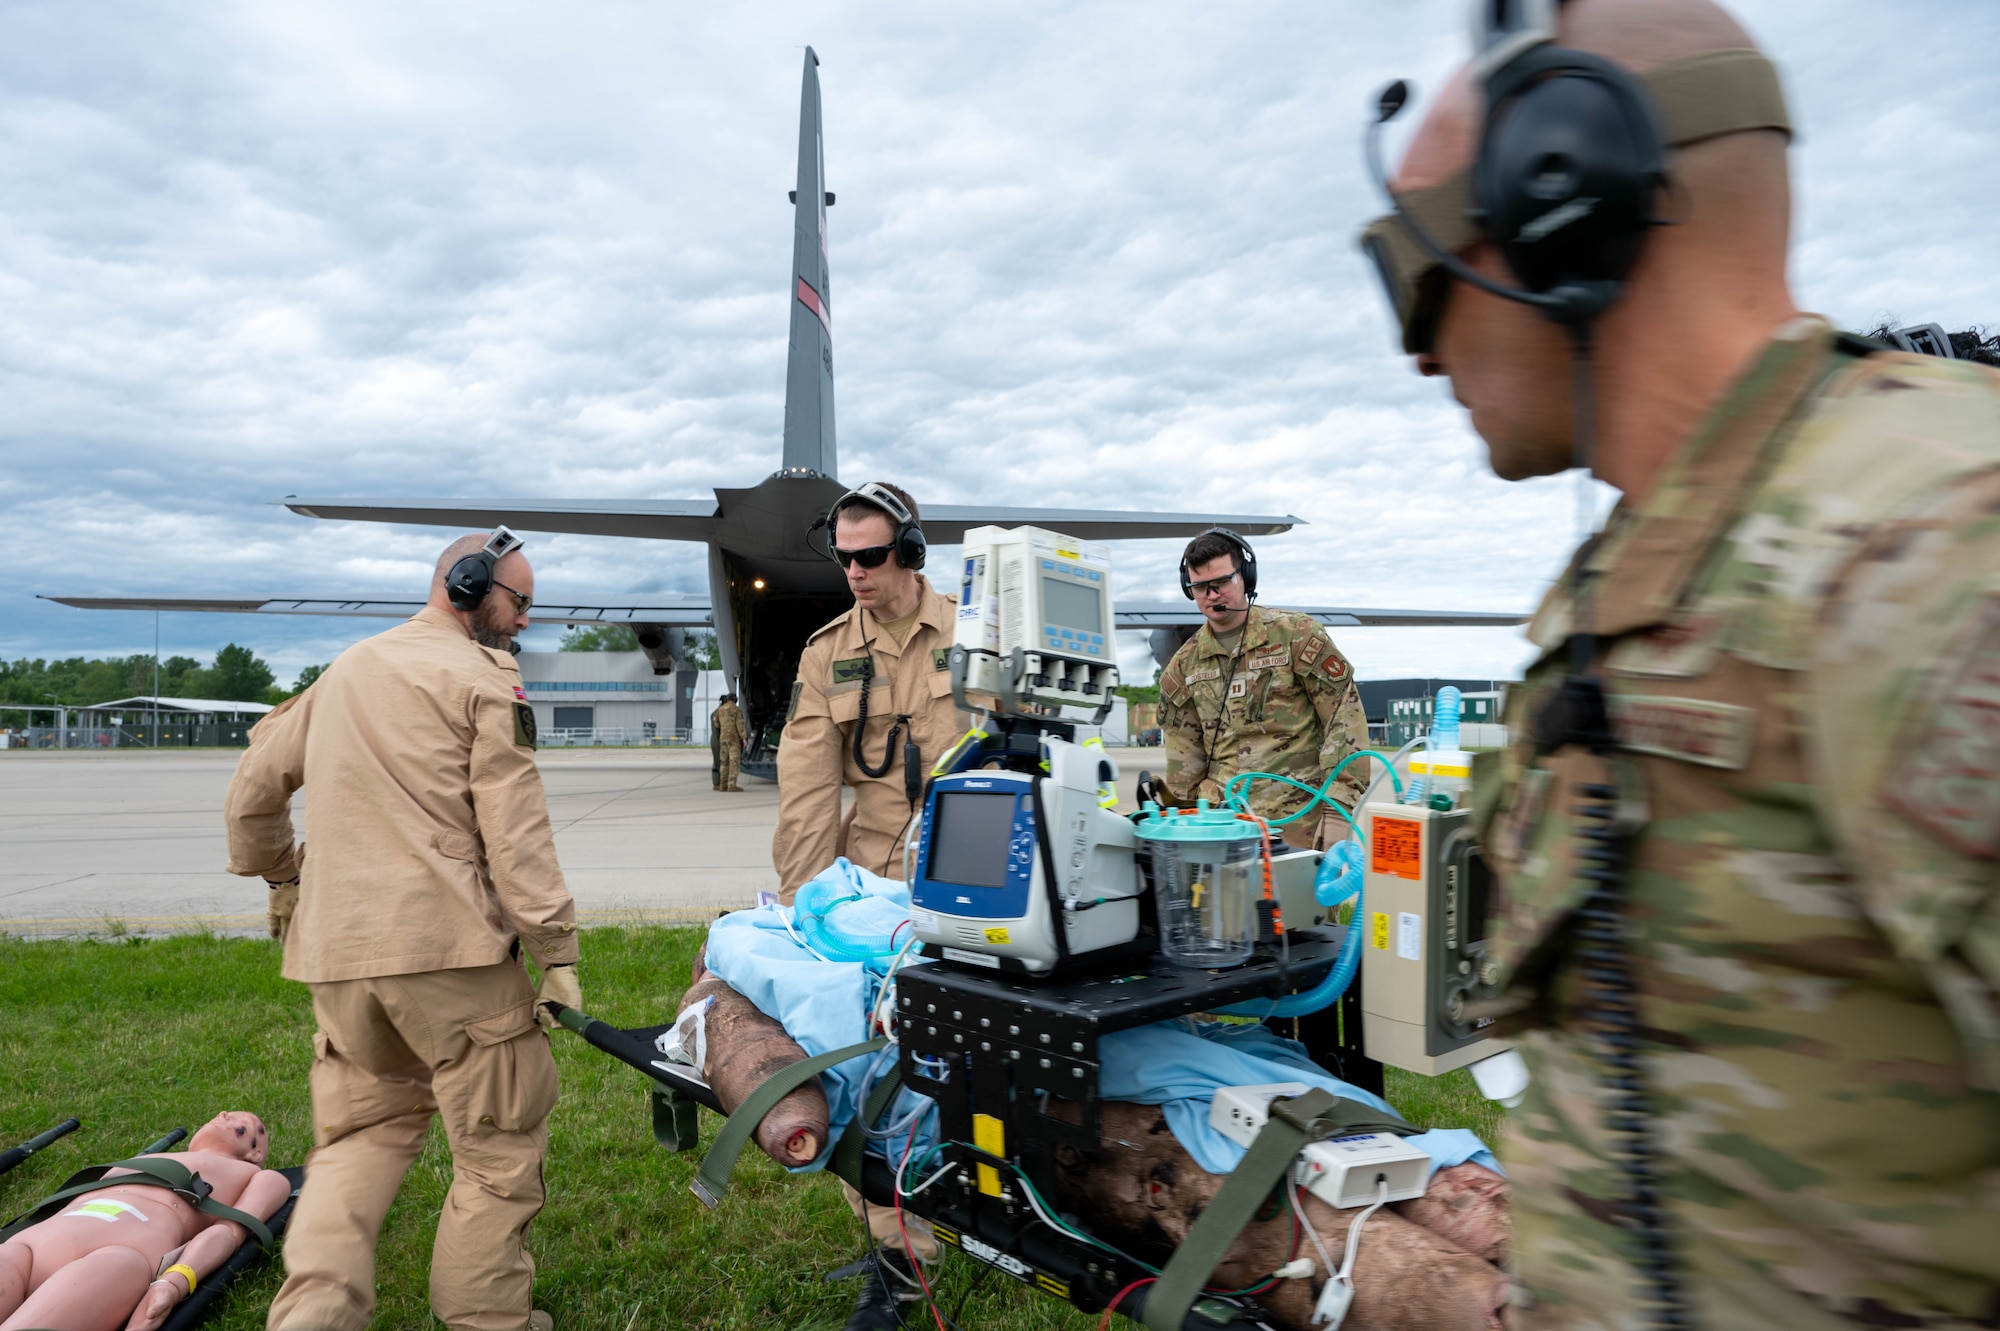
{"left": 1134, "top": 802, "right": 1263, "bottom": 969}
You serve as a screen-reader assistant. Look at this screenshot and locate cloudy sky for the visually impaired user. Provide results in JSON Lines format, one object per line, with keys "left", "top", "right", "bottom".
{"left": 3, "top": 0, "right": 1995, "bottom": 689}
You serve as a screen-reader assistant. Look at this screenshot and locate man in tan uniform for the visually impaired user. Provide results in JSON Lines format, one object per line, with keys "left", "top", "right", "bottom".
{"left": 771, "top": 482, "right": 962, "bottom": 1330}
{"left": 713, "top": 693, "right": 747, "bottom": 791}
{"left": 774, "top": 482, "right": 965, "bottom": 897}
{"left": 225, "top": 529, "right": 581, "bottom": 1331}
{"left": 1366, "top": 2, "right": 2000, "bottom": 1325}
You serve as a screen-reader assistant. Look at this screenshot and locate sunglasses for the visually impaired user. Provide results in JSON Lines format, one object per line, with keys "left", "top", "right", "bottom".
{"left": 832, "top": 543, "right": 896, "bottom": 570}
{"left": 492, "top": 579, "right": 533, "bottom": 614}
{"left": 1189, "top": 570, "right": 1242, "bottom": 598}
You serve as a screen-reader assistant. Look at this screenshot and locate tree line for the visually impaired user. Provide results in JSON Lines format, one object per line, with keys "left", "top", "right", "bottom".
{"left": 0, "top": 645, "right": 321, "bottom": 716}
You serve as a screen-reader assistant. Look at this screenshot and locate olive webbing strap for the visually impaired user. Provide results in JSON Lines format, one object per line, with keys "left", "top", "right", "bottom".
{"left": 831, "top": 1059, "right": 905, "bottom": 1192}
{"left": 690, "top": 1037, "right": 888, "bottom": 1209}
{"left": 0, "top": 1157, "right": 276, "bottom": 1250}
{"left": 1142, "top": 1090, "right": 1415, "bottom": 1331}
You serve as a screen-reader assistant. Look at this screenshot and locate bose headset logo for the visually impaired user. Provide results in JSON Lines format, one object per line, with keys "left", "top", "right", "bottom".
{"left": 1516, "top": 196, "right": 1599, "bottom": 243}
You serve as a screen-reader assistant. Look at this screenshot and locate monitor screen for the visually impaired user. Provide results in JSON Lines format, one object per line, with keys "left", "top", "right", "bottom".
{"left": 926, "top": 791, "right": 1018, "bottom": 889}
{"left": 1042, "top": 577, "right": 1103, "bottom": 634}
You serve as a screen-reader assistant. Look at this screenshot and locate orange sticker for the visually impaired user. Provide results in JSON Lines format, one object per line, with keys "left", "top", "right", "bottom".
{"left": 1370, "top": 817, "right": 1422, "bottom": 880}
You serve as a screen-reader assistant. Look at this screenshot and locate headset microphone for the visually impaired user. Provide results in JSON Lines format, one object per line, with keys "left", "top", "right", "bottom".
{"left": 1365, "top": 79, "right": 1625, "bottom": 334}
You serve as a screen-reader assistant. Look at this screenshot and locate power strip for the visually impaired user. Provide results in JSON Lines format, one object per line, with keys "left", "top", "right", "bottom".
{"left": 1208, "top": 1083, "right": 1433, "bottom": 1208}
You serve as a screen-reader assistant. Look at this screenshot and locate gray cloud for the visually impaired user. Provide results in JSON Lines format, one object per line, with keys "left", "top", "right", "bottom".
{"left": 3, "top": 0, "right": 1994, "bottom": 685}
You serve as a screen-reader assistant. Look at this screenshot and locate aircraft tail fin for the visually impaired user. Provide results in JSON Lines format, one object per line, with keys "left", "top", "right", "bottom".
{"left": 781, "top": 47, "right": 836, "bottom": 477}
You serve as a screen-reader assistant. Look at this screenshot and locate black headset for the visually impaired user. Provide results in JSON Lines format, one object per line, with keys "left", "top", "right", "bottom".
{"left": 825, "top": 482, "right": 927, "bottom": 571}
{"left": 445, "top": 527, "right": 525, "bottom": 612}
{"left": 1178, "top": 527, "right": 1258, "bottom": 601}
{"left": 1367, "top": 0, "right": 1669, "bottom": 334}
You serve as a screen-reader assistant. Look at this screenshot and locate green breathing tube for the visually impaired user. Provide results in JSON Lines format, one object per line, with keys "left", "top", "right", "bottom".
{"left": 1221, "top": 748, "right": 1405, "bottom": 833}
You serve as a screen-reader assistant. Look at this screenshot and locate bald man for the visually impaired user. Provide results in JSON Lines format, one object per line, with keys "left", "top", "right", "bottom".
{"left": 1365, "top": 3, "right": 2000, "bottom": 1328}
{"left": 225, "top": 530, "right": 579, "bottom": 1331}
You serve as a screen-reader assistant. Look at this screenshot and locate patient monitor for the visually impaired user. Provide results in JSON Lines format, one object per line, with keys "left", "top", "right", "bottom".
{"left": 914, "top": 525, "right": 1139, "bottom": 973}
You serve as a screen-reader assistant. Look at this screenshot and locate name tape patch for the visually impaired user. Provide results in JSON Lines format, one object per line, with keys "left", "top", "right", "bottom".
{"left": 1608, "top": 695, "right": 1754, "bottom": 770}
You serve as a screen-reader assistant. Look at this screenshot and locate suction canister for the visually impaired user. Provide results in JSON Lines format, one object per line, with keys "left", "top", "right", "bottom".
{"left": 1134, "top": 801, "right": 1262, "bottom": 969}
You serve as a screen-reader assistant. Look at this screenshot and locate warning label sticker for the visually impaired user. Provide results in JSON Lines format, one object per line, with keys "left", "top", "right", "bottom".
{"left": 1371, "top": 912, "right": 1389, "bottom": 950}
{"left": 1370, "top": 817, "right": 1422, "bottom": 879}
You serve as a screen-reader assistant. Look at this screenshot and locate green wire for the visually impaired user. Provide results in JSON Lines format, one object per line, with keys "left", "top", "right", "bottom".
{"left": 1222, "top": 747, "right": 1406, "bottom": 831}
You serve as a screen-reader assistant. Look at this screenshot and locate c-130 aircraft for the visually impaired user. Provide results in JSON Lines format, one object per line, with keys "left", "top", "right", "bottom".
{"left": 47, "top": 48, "right": 1522, "bottom": 778}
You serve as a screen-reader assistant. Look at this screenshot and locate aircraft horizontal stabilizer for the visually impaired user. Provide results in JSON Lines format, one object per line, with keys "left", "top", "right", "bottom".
{"left": 39, "top": 594, "right": 713, "bottom": 628}
{"left": 1112, "top": 602, "right": 1528, "bottom": 629}
{"left": 281, "top": 497, "right": 721, "bottom": 542}
{"left": 921, "top": 506, "right": 1301, "bottom": 543}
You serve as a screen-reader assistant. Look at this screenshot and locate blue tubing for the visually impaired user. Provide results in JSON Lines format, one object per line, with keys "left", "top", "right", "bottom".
{"left": 1221, "top": 748, "right": 1407, "bottom": 828}
{"left": 1214, "top": 841, "right": 1364, "bottom": 1019}
{"left": 793, "top": 875, "right": 901, "bottom": 964}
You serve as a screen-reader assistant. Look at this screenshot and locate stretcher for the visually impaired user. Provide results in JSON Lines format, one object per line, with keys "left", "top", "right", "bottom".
{"left": 549, "top": 935, "right": 1389, "bottom": 1331}
{"left": 0, "top": 1125, "right": 304, "bottom": 1331}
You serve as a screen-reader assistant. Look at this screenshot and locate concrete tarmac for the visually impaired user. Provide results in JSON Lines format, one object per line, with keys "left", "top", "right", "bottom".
{"left": 0, "top": 746, "right": 1168, "bottom": 938}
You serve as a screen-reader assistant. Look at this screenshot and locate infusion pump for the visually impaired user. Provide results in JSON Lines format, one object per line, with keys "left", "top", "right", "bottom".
{"left": 953, "top": 525, "right": 1119, "bottom": 716}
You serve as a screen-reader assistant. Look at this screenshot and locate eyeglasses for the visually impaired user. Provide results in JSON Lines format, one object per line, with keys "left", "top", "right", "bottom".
{"left": 833, "top": 543, "right": 896, "bottom": 570}
{"left": 1189, "top": 570, "right": 1242, "bottom": 598}
{"left": 492, "top": 579, "right": 533, "bottom": 614}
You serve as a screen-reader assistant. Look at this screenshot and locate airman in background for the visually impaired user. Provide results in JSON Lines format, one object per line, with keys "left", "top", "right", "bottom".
{"left": 1369, "top": 0, "right": 2000, "bottom": 1324}
{"left": 714, "top": 693, "right": 747, "bottom": 791}
{"left": 1159, "top": 527, "right": 1369, "bottom": 848}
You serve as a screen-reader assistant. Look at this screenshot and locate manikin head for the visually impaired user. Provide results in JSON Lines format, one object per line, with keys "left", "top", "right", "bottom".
{"left": 187, "top": 1111, "right": 270, "bottom": 1166}
{"left": 830, "top": 483, "right": 924, "bottom": 622}
{"left": 1383, "top": 0, "right": 1798, "bottom": 491}
{"left": 1181, "top": 530, "right": 1254, "bottom": 636}
{"left": 429, "top": 533, "right": 535, "bottom": 651}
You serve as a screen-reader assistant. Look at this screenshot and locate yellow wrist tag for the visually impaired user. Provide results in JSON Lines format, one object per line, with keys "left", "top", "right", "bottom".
{"left": 165, "top": 1262, "right": 198, "bottom": 1294}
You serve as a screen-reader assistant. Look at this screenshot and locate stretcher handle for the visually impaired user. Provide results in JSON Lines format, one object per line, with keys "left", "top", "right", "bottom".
{"left": 139, "top": 1128, "right": 187, "bottom": 1156}
{"left": 0, "top": 1117, "right": 80, "bottom": 1177}
{"left": 545, "top": 1004, "right": 723, "bottom": 1114}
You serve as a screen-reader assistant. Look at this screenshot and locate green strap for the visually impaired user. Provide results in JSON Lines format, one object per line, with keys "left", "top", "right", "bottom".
{"left": 1144, "top": 1090, "right": 1406, "bottom": 1331}
{"left": 0, "top": 1157, "right": 277, "bottom": 1250}
{"left": 689, "top": 1037, "right": 887, "bottom": 1209}
{"left": 651, "top": 1081, "right": 702, "bottom": 1153}
{"left": 830, "top": 1060, "right": 905, "bottom": 1192}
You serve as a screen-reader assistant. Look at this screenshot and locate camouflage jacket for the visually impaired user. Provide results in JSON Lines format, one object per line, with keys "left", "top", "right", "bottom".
{"left": 1477, "top": 318, "right": 2000, "bottom": 1328}
{"left": 714, "top": 702, "right": 746, "bottom": 749}
{"left": 1158, "top": 605, "right": 1368, "bottom": 824}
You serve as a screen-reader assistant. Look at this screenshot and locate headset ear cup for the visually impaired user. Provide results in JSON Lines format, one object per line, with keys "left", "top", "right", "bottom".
{"left": 900, "top": 522, "right": 927, "bottom": 571}
{"left": 446, "top": 553, "right": 494, "bottom": 612}
{"left": 1475, "top": 53, "right": 1664, "bottom": 296}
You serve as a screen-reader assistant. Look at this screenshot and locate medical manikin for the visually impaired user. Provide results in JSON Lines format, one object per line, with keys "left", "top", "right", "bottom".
{"left": 0, "top": 1112, "right": 290, "bottom": 1331}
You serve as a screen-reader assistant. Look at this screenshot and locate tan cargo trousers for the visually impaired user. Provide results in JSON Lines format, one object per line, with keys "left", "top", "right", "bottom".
{"left": 268, "top": 961, "right": 559, "bottom": 1331}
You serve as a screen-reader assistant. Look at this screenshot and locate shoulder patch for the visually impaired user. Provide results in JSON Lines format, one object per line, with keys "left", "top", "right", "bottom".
{"left": 933, "top": 648, "right": 949, "bottom": 672}
{"left": 831, "top": 655, "right": 873, "bottom": 685}
{"left": 513, "top": 702, "right": 538, "bottom": 750}
{"left": 1887, "top": 597, "right": 2000, "bottom": 858}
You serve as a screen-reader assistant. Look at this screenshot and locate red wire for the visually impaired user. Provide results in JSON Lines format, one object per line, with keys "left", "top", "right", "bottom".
{"left": 1098, "top": 1277, "right": 1156, "bottom": 1331}
{"left": 894, "top": 1117, "right": 949, "bottom": 1331}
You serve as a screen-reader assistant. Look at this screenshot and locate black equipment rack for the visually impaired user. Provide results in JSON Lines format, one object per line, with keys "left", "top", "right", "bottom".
{"left": 891, "top": 932, "right": 1352, "bottom": 1325}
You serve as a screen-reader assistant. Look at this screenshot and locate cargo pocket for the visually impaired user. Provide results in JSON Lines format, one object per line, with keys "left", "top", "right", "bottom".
{"left": 309, "top": 1029, "right": 434, "bottom": 1146}
{"left": 462, "top": 1002, "right": 560, "bottom": 1135}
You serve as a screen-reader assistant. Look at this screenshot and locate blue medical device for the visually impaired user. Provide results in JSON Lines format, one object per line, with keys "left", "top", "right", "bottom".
{"left": 910, "top": 738, "right": 1141, "bottom": 973}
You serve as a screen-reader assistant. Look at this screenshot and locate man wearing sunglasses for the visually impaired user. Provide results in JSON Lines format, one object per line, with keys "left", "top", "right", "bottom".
{"left": 1371, "top": 1, "right": 2000, "bottom": 1328}
{"left": 224, "top": 530, "right": 577, "bottom": 1331}
{"left": 771, "top": 482, "right": 964, "bottom": 1326}
{"left": 1157, "top": 529, "right": 1368, "bottom": 848}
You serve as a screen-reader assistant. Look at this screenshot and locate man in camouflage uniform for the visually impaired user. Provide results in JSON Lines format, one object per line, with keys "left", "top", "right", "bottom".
{"left": 1158, "top": 528, "right": 1369, "bottom": 848}
{"left": 713, "top": 693, "right": 746, "bottom": 792}
{"left": 1370, "top": 0, "right": 2000, "bottom": 1325}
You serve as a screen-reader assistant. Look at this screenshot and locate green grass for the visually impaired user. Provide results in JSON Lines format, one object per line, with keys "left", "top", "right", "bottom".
{"left": 0, "top": 929, "right": 1500, "bottom": 1330}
